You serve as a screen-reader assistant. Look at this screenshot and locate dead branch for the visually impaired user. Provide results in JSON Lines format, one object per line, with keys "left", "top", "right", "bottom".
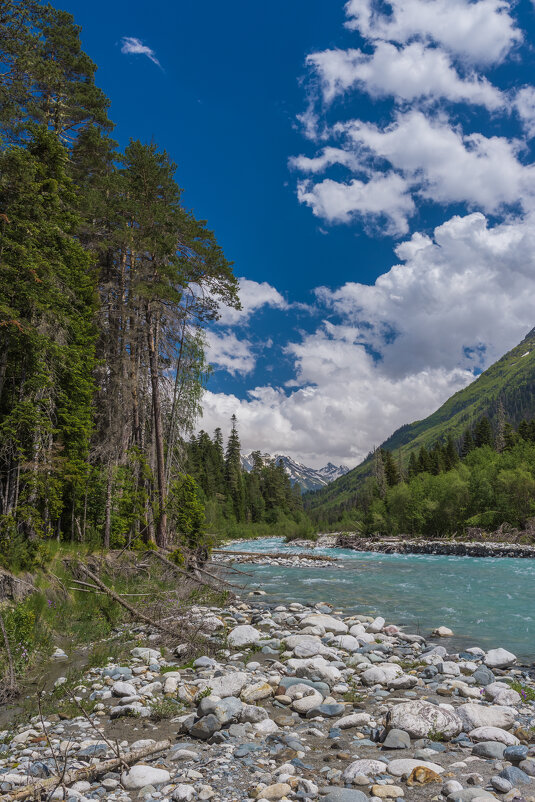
{"left": 0, "top": 739, "right": 171, "bottom": 802}
{"left": 146, "top": 549, "right": 230, "bottom": 591}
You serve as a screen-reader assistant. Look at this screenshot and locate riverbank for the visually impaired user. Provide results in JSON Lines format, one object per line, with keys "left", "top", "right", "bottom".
{"left": 0, "top": 593, "right": 534, "bottom": 802}
{"left": 334, "top": 536, "right": 535, "bottom": 559}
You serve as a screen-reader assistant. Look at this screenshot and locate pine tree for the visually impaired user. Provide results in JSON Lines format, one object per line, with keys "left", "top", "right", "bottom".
{"left": 495, "top": 400, "right": 506, "bottom": 453}
{"left": 408, "top": 451, "right": 419, "bottom": 479}
{"left": 383, "top": 450, "right": 399, "bottom": 487}
{"left": 443, "top": 435, "right": 459, "bottom": 470}
{"left": 373, "top": 448, "right": 386, "bottom": 498}
{"left": 474, "top": 416, "right": 494, "bottom": 449}
{"left": 461, "top": 428, "right": 475, "bottom": 457}
{"left": 225, "top": 415, "right": 244, "bottom": 521}
{"left": 417, "top": 445, "right": 431, "bottom": 473}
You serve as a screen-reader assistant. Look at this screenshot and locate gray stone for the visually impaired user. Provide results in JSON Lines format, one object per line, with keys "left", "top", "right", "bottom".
{"left": 197, "top": 695, "right": 243, "bottom": 726}
{"left": 188, "top": 714, "right": 221, "bottom": 740}
{"left": 342, "top": 759, "right": 389, "bottom": 781}
{"left": 306, "top": 703, "right": 345, "bottom": 718}
{"left": 519, "top": 760, "right": 535, "bottom": 777}
{"left": 503, "top": 745, "right": 529, "bottom": 764}
{"left": 382, "top": 729, "right": 411, "bottom": 750}
{"left": 499, "top": 766, "right": 532, "bottom": 785}
{"left": 472, "top": 666, "right": 495, "bottom": 686}
{"left": 121, "top": 766, "right": 170, "bottom": 790}
{"left": 471, "top": 741, "right": 506, "bottom": 759}
{"left": 227, "top": 625, "right": 262, "bottom": 648}
{"left": 447, "top": 789, "right": 495, "bottom": 801}
{"left": 322, "top": 789, "right": 368, "bottom": 802}
{"left": 387, "top": 700, "right": 462, "bottom": 739}
{"left": 484, "top": 648, "right": 516, "bottom": 669}
{"left": 458, "top": 703, "right": 516, "bottom": 732}
{"left": 491, "top": 776, "right": 513, "bottom": 793}
{"left": 387, "top": 758, "right": 445, "bottom": 777}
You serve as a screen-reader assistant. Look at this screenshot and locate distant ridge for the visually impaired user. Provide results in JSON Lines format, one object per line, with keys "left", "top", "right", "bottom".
{"left": 305, "top": 327, "right": 535, "bottom": 516}
{"left": 240, "top": 452, "right": 349, "bottom": 492}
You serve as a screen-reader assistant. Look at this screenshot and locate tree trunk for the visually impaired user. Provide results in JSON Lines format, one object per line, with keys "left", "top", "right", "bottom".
{"left": 146, "top": 308, "right": 167, "bottom": 548}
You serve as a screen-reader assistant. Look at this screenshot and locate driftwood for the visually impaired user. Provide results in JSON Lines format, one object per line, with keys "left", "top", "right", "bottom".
{"left": 73, "top": 564, "right": 178, "bottom": 638}
{"left": 146, "top": 549, "right": 233, "bottom": 590}
{"left": 0, "top": 738, "right": 171, "bottom": 802}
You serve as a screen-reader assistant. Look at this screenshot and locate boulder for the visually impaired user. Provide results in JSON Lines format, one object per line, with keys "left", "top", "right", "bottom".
{"left": 457, "top": 703, "right": 516, "bottom": 732}
{"left": 484, "top": 648, "right": 516, "bottom": 668}
{"left": 387, "top": 758, "right": 445, "bottom": 777}
{"left": 382, "top": 729, "right": 411, "bottom": 749}
{"left": 342, "top": 759, "right": 389, "bottom": 781}
{"left": 241, "top": 682, "right": 273, "bottom": 703}
{"left": 335, "top": 712, "right": 372, "bottom": 729}
{"left": 433, "top": 626, "right": 454, "bottom": 637}
{"left": 196, "top": 672, "right": 249, "bottom": 699}
{"left": 468, "top": 726, "right": 520, "bottom": 745}
{"left": 361, "top": 664, "right": 402, "bottom": 686}
{"left": 227, "top": 625, "right": 262, "bottom": 648}
{"left": 330, "top": 635, "right": 361, "bottom": 653}
{"left": 387, "top": 700, "right": 462, "bottom": 739}
{"left": 121, "top": 765, "right": 170, "bottom": 790}
{"left": 299, "top": 614, "right": 348, "bottom": 634}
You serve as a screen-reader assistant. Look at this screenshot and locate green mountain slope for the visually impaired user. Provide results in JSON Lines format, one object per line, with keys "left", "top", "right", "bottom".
{"left": 305, "top": 327, "right": 535, "bottom": 516}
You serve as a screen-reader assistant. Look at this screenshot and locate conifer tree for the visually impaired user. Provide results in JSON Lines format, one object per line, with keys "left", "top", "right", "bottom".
{"left": 225, "top": 415, "right": 244, "bottom": 520}
{"left": 383, "top": 450, "right": 399, "bottom": 487}
{"left": 474, "top": 416, "right": 494, "bottom": 449}
{"left": 461, "top": 428, "right": 475, "bottom": 457}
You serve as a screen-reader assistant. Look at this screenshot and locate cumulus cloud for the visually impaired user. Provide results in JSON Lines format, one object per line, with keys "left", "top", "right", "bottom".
{"left": 307, "top": 43, "right": 505, "bottom": 108}
{"left": 217, "top": 278, "right": 288, "bottom": 326}
{"left": 202, "top": 212, "right": 535, "bottom": 466}
{"left": 341, "top": 111, "right": 535, "bottom": 214}
{"left": 344, "top": 0, "right": 521, "bottom": 65}
{"left": 515, "top": 86, "right": 535, "bottom": 139}
{"left": 296, "top": 172, "right": 415, "bottom": 235}
{"left": 120, "top": 37, "right": 161, "bottom": 67}
{"left": 204, "top": 331, "right": 257, "bottom": 376}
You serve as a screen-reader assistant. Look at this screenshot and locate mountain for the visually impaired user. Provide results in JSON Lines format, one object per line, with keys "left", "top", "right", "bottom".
{"left": 305, "top": 327, "right": 535, "bottom": 517}
{"left": 240, "top": 452, "right": 350, "bottom": 492}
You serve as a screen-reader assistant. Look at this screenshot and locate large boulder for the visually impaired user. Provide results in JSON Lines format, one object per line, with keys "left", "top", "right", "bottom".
{"left": 387, "top": 700, "right": 462, "bottom": 739}
{"left": 284, "top": 634, "right": 325, "bottom": 658}
{"left": 469, "top": 726, "right": 520, "bottom": 745}
{"left": 121, "top": 766, "right": 170, "bottom": 790}
{"left": 342, "top": 759, "right": 389, "bottom": 781}
{"left": 330, "top": 635, "right": 361, "bottom": 653}
{"left": 227, "top": 625, "right": 261, "bottom": 648}
{"left": 286, "top": 656, "right": 342, "bottom": 685}
{"left": 299, "top": 614, "right": 348, "bottom": 634}
{"left": 484, "top": 648, "right": 516, "bottom": 669}
{"left": 387, "top": 758, "right": 445, "bottom": 777}
{"left": 457, "top": 703, "right": 516, "bottom": 732}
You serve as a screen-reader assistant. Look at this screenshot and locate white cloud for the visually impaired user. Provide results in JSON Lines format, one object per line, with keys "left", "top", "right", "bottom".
{"left": 515, "top": 86, "right": 535, "bottom": 139}
{"left": 297, "top": 172, "right": 415, "bottom": 235}
{"left": 120, "top": 37, "right": 161, "bottom": 67}
{"left": 307, "top": 43, "right": 505, "bottom": 109}
{"left": 201, "top": 212, "right": 535, "bottom": 467}
{"left": 344, "top": 0, "right": 521, "bottom": 65}
{"left": 341, "top": 111, "right": 535, "bottom": 215}
{"left": 217, "top": 278, "right": 288, "bottom": 326}
{"left": 204, "top": 331, "right": 257, "bottom": 376}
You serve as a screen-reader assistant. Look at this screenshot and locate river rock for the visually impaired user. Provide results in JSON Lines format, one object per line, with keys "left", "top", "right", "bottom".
{"left": 196, "top": 671, "right": 249, "bottom": 698}
{"left": 112, "top": 681, "right": 137, "bottom": 698}
{"left": 299, "top": 614, "right": 348, "bottom": 634}
{"left": 322, "top": 790, "right": 368, "bottom": 802}
{"left": 472, "top": 666, "right": 495, "bottom": 686}
{"left": 198, "top": 695, "right": 243, "bottom": 725}
{"left": 361, "top": 664, "right": 402, "bottom": 686}
{"left": 387, "top": 700, "right": 462, "bottom": 738}
{"left": 447, "top": 789, "right": 495, "bottom": 801}
{"left": 433, "top": 626, "right": 454, "bottom": 637}
{"left": 504, "top": 745, "right": 529, "bottom": 763}
{"left": 484, "top": 648, "right": 517, "bottom": 668}
{"left": 342, "top": 759, "right": 389, "bottom": 781}
{"left": 172, "top": 785, "right": 196, "bottom": 801}
{"left": 121, "top": 765, "right": 171, "bottom": 790}
{"left": 468, "top": 726, "right": 520, "bottom": 745}
{"left": 335, "top": 712, "right": 372, "bottom": 729}
{"left": 284, "top": 634, "right": 325, "bottom": 658}
{"left": 387, "top": 758, "right": 445, "bottom": 777}
{"left": 457, "top": 703, "right": 516, "bottom": 731}
{"left": 227, "top": 625, "right": 262, "bottom": 648}
{"left": 241, "top": 682, "right": 273, "bottom": 703}
{"left": 287, "top": 656, "right": 342, "bottom": 684}
{"left": 189, "top": 713, "right": 222, "bottom": 740}
{"left": 367, "top": 616, "right": 385, "bottom": 633}
{"left": 520, "top": 760, "right": 535, "bottom": 776}
{"left": 330, "top": 635, "right": 361, "bottom": 652}
{"left": 382, "top": 728, "right": 411, "bottom": 749}
{"left": 499, "top": 765, "right": 532, "bottom": 785}
{"left": 471, "top": 741, "right": 506, "bottom": 759}
{"left": 371, "top": 785, "right": 404, "bottom": 798}
{"left": 258, "top": 783, "right": 291, "bottom": 799}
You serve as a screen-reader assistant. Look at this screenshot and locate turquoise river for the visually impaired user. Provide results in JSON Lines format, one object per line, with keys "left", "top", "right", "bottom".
{"left": 221, "top": 538, "right": 535, "bottom": 664}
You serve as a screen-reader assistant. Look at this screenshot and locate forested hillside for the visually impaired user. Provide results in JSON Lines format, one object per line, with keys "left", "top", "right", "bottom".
{"left": 306, "top": 327, "right": 535, "bottom": 522}
{"left": 0, "top": 1, "right": 239, "bottom": 567}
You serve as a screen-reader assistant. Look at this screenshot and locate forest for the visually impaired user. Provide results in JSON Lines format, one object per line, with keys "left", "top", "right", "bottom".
{"left": 0, "top": 0, "right": 239, "bottom": 568}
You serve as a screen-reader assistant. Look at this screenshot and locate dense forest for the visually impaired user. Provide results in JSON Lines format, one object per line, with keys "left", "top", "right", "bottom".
{"left": 310, "top": 415, "right": 535, "bottom": 539}
{"left": 185, "top": 416, "right": 312, "bottom": 539}
{"left": 0, "top": 0, "right": 239, "bottom": 568}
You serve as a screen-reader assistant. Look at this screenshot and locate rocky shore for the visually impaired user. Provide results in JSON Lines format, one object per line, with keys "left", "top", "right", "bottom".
{"left": 1, "top": 597, "right": 534, "bottom": 802}
{"left": 333, "top": 537, "right": 535, "bottom": 559}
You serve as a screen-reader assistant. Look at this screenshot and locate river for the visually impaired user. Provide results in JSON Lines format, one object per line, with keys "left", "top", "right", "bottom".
{"left": 221, "top": 537, "right": 535, "bottom": 664}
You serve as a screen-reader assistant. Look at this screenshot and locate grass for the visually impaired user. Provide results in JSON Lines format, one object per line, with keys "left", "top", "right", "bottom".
{"left": 510, "top": 681, "right": 535, "bottom": 702}
{"left": 149, "top": 697, "right": 183, "bottom": 721}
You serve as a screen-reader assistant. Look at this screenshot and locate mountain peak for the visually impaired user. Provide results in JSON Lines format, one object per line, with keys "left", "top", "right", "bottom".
{"left": 241, "top": 452, "right": 349, "bottom": 492}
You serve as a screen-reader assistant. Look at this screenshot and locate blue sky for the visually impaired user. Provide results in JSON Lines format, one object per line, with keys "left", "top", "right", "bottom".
{"left": 66, "top": 0, "right": 535, "bottom": 467}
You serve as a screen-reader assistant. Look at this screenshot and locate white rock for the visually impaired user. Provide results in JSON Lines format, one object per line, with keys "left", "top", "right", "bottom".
{"left": 441, "top": 661, "right": 461, "bottom": 676}
{"left": 457, "top": 703, "right": 516, "bottom": 732}
{"left": 342, "top": 759, "right": 389, "bottom": 781}
{"left": 361, "top": 664, "right": 402, "bottom": 686}
{"left": 299, "top": 614, "right": 348, "bottom": 634}
{"left": 367, "top": 616, "right": 385, "bottom": 633}
{"left": 387, "top": 700, "right": 462, "bottom": 738}
{"left": 349, "top": 624, "right": 366, "bottom": 638}
{"left": 287, "top": 656, "right": 342, "bottom": 684}
{"left": 112, "top": 680, "right": 137, "bottom": 698}
{"left": 433, "top": 626, "right": 454, "bottom": 637}
{"left": 227, "top": 625, "right": 262, "bottom": 648}
{"left": 330, "top": 635, "right": 361, "bottom": 653}
{"left": 388, "top": 758, "right": 445, "bottom": 777}
{"left": 164, "top": 676, "right": 180, "bottom": 694}
{"left": 121, "top": 765, "right": 171, "bottom": 790}
{"left": 131, "top": 647, "right": 161, "bottom": 661}
{"left": 284, "top": 634, "right": 325, "bottom": 658}
{"left": 196, "top": 671, "right": 249, "bottom": 698}
{"left": 172, "top": 784, "right": 196, "bottom": 801}
{"left": 292, "top": 689, "right": 323, "bottom": 714}
{"left": 468, "top": 726, "right": 520, "bottom": 745}
{"left": 484, "top": 648, "right": 516, "bottom": 668}
{"left": 241, "top": 682, "right": 273, "bottom": 703}
{"left": 335, "top": 712, "right": 372, "bottom": 729}
{"left": 253, "top": 718, "right": 279, "bottom": 734}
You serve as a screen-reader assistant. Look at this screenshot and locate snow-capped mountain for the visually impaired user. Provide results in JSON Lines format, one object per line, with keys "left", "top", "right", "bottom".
{"left": 240, "top": 452, "right": 350, "bottom": 492}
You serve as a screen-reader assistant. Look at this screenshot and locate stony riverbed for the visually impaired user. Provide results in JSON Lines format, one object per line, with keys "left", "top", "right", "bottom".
{"left": 1, "top": 599, "right": 534, "bottom": 802}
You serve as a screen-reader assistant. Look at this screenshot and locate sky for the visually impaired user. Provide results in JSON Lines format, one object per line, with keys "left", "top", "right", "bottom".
{"left": 65, "top": 0, "right": 535, "bottom": 468}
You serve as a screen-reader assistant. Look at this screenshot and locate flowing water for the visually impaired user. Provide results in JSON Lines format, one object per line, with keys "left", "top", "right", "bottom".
{"left": 222, "top": 537, "right": 535, "bottom": 663}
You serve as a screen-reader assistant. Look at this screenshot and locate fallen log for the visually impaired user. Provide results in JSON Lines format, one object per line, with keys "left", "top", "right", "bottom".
{"left": 72, "top": 564, "right": 178, "bottom": 638}
{"left": 0, "top": 739, "right": 171, "bottom": 802}
{"left": 146, "top": 549, "right": 234, "bottom": 591}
